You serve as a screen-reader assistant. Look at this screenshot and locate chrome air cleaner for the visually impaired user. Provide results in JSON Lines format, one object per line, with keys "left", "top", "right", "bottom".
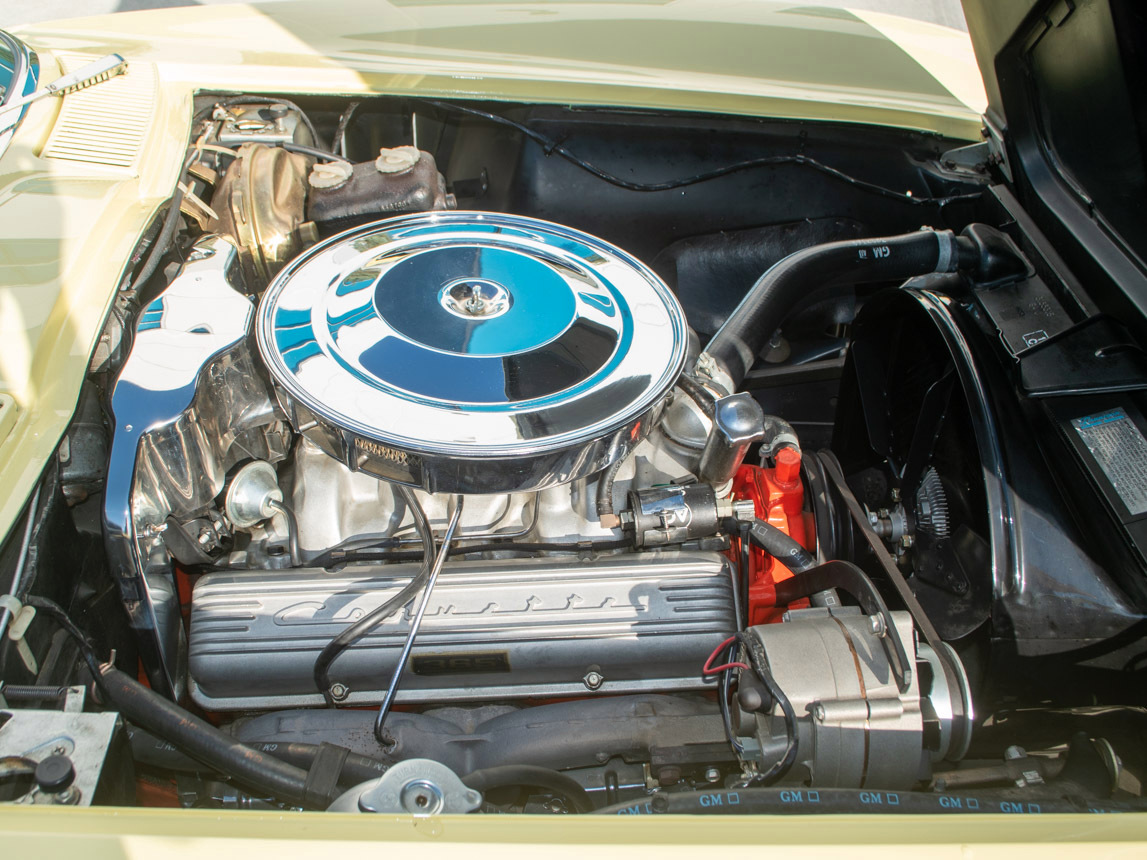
{"left": 256, "top": 212, "right": 688, "bottom": 493}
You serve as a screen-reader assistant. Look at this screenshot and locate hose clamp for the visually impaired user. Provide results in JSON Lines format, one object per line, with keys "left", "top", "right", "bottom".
{"left": 934, "top": 229, "right": 959, "bottom": 273}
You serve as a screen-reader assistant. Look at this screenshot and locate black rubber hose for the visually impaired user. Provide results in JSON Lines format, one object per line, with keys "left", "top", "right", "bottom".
{"left": 249, "top": 743, "right": 385, "bottom": 787}
{"left": 99, "top": 665, "right": 324, "bottom": 809}
{"left": 703, "top": 229, "right": 962, "bottom": 388}
{"left": 760, "top": 415, "right": 800, "bottom": 457}
{"left": 125, "top": 140, "right": 217, "bottom": 299}
{"left": 313, "top": 576, "right": 426, "bottom": 701}
{"left": 373, "top": 498, "right": 464, "bottom": 743}
{"left": 738, "top": 522, "right": 751, "bottom": 625}
{"left": 127, "top": 726, "right": 386, "bottom": 788}
{"left": 312, "top": 538, "right": 633, "bottom": 569}
{"left": 331, "top": 100, "right": 360, "bottom": 157}
{"left": 746, "top": 518, "right": 817, "bottom": 573}
{"left": 593, "top": 786, "right": 1146, "bottom": 816}
{"left": 23, "top": 596, "right": 104, "bottom": 684}
{"left": 313, "top": 486, "right": 436, "bottom": 704}
{"left": 674, "top": 374, "right": 717, "bottom": 420}
{"left": 127, "top": 186, "right": 187, "bottom": 294}
{"left": 462, "top": 765, "right": 594, "bottom": 813}
{"left": 279, "top": 141, "right": 350, "bottom": 163}
{"left": 595, "top": 457, "right": 625, "bottom": 520}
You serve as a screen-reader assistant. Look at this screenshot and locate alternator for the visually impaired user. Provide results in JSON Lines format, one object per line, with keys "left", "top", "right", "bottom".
{"left": 739, "top": 608, "right": 971, "bottom": 789}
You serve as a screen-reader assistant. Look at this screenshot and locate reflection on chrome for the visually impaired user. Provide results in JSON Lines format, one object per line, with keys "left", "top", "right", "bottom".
{"left": 256, "top": 212, "right": 688, "bottom": 494}
{"left": 0, "top": 30, "right": 39, "bottom": 159}
{"left": 103, "top": 235, "right": 288, "bottom": 696}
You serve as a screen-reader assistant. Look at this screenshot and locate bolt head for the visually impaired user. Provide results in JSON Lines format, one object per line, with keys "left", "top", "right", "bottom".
{"left": 704, "top": 767, "right": 721, "bottom": 783}
{"left": 50, "top": 786, "right": 81, "bottom": 805}
{"left": 582, "top": 671, "right": 604, "bottom": 691}
{"left": 329, "top": 683, "right": 349, "bottom": 701}
{"left": 731, "top": 499, "right": 757, "bottom": 521}
{"left": 774, "top": 447, "right": 802, "bottom": 485}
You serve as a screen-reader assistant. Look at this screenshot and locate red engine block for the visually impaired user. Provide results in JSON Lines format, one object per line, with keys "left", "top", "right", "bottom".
{"left": 730, "top": 447, "right": 815, "bottom": 625}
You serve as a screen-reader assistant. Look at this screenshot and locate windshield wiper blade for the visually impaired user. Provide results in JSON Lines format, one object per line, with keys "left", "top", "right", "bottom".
{"left": 0, "top": 53, "right": 126, "bottom": 116}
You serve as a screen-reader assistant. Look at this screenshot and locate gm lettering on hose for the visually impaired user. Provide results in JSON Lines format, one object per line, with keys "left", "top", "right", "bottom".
{"left": 615, "top": 792, "right": 744, "bottom": 814}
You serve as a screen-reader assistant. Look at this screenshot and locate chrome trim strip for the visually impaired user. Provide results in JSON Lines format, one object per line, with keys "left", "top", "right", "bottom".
{"left": 103, "top": 236, "right": 264, "bottom": 697}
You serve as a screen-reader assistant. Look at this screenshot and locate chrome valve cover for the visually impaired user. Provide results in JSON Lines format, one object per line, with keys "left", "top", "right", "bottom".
{"left": 256, "top": 212, "right": 688, "bottom": 494}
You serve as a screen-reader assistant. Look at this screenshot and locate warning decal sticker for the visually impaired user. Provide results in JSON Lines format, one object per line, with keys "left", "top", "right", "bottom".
{"left": 1072, "top": 408, "right": 1147, "bottom": 516}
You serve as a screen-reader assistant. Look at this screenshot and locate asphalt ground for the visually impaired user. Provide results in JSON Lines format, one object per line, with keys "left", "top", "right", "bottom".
{"left": 3, "top": 0, "right": 968, "bottom": 31}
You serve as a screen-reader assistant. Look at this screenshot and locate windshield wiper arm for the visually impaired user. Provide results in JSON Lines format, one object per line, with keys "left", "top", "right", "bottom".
{"left": 0, "top": 53, "right": 126, "bottom": 116}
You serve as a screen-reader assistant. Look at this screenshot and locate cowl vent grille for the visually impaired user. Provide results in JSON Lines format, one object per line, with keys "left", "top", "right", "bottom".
{"left": 42, "top": 54, "right": 156, "bottom": 169}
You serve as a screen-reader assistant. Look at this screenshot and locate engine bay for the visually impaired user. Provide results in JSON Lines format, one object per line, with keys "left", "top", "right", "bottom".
{"left": 2, "top": 92, "right": 1146, "bottom": 815}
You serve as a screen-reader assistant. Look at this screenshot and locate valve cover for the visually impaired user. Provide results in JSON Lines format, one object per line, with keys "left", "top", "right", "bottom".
{"left": 256, "top": 212, "right": 687, "bottom": 493}
{"left": 188, "top": 551, "right": 736, "bottom": 710}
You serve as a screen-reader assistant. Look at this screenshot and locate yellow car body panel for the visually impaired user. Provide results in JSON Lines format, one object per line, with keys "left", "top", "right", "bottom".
{"left": 2, "top": 1, "right": 1143, "bottom": 849}
{"left": 1, "top": 803, "right": 1147, "bottom": 855}
{"left": 0, "top": 52, "right": 188, "bottom": 540}
{"left": 0, "top": 1, "right": 986, "bottom": 545}
{"left": 0, "top": 0, "right": 987, "bottom": 543}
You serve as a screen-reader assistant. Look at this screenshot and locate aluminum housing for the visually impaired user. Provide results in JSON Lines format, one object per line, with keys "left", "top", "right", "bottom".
{"left": 256, "top": 212, "right": 688, "bottom": 494}
{"left": 187, "top": 551, "right": 735, "bottom": 710}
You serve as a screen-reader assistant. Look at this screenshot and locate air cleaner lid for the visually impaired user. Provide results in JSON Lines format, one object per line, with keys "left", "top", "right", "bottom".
{"left": 256, "top": 212, "right": 687, "bottom": 459}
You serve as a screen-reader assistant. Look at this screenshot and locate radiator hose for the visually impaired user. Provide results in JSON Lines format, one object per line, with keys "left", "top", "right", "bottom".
{"left": 100, "top": 664, "right": 336, "bottom": 809}
{"left": 701, "top": 229, "right": 966, "bottom": 389}
{"left": 127, "top": 726, "right": 387, "bottom": 791}
{"left": 593, "top": 786, "right": 1142, "bottom": 816}
{"left": 594, "top": 732, "right": 1134, "bottom": 815}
